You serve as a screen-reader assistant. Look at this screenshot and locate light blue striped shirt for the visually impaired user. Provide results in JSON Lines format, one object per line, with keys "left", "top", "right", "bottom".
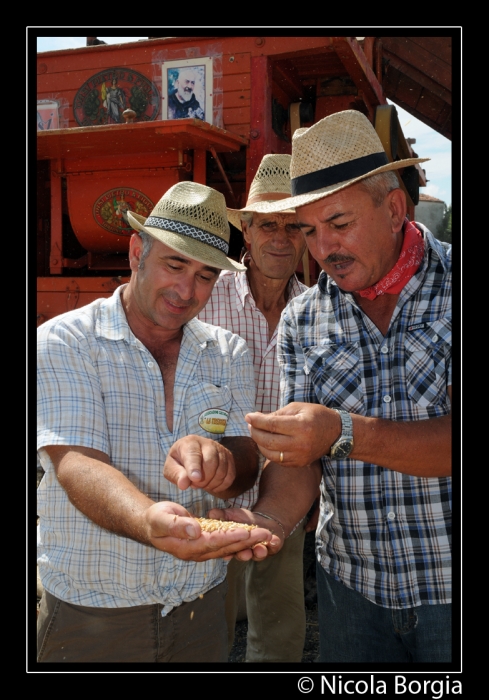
{"left": 37, "top": 285, "right": 256, "bottom": 614}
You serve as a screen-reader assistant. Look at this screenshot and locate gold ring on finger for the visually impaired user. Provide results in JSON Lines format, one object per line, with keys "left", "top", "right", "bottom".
{"left": 279, "top": 451, "right": 284, "bottom": 463}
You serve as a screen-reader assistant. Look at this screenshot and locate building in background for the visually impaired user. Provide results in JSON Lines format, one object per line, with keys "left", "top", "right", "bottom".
{"left": 415, "top": 193, "right": 447, "bottom": 237}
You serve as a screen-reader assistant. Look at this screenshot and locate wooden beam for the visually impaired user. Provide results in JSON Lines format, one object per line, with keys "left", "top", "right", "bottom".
{"left": 193, "top": 149, "right": 206, "bottom": 185}
{"left": 248, "top": 56, "right": 274, "bottom": 193}
{"left": 381, "top": 37, "right": 451, "bottom": 92}
{"left": 272, "top": 61, "right": 305, "bottom": 101}
{"left": 49, "top": 160, "right": 63, "bottom": 275}
{"left": 383, "top": 51, "right": 451, "bottom": 105}
{"left": 329, "top": 37, "right": 386, "bottom": 111}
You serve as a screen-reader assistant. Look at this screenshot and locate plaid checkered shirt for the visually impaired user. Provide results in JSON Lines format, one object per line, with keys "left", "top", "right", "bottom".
{"left": 278, "top": 226, "right": 452, "bottom": 608}
{"left": 198, "top": 265, "right": 307, "bottom": 508}
{"left": 37, "top": 286, "right": 256, "bottom": 614}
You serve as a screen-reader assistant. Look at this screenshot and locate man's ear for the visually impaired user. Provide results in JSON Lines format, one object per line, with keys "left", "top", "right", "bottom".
{"left": 128, "top": 233, "right": 143, "bottom": 273}
{"left": 387, "top": 188, "right": 407, "bottom": 231}
{"left": 241, "top": 221, "right": 251, "bottom": 247}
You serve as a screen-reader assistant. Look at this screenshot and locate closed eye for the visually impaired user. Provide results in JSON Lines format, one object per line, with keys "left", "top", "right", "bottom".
{"left": 299, "top": 225, "right": 315, "bottom": 237}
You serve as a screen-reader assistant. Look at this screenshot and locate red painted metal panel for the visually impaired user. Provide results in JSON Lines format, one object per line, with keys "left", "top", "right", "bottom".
{"left": 37, "top": 276, "right": 130, "bottom": 326}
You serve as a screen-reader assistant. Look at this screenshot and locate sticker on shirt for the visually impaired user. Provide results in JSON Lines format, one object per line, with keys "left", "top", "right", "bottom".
{"left": 198, "top": 408, "right": 229, "bottom": 434}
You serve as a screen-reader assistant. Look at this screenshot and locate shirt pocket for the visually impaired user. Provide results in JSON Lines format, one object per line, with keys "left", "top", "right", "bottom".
{"left": 404, "top": 318, "right": 451, "bottom": 408}
{"left": 183, "top": 383, "right": 233, "bottom": 439}
{"left": 303, "top": 343, "right": 364, "bottom": 414}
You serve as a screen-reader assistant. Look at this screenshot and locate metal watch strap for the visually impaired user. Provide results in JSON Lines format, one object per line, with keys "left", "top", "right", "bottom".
{"left": 330, "top": 409, "right": 354, "bottom": 458}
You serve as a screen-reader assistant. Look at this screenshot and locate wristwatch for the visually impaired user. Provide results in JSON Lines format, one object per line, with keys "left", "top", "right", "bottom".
{"left": 329, "top": 409, "right": 354, "bottom": 459}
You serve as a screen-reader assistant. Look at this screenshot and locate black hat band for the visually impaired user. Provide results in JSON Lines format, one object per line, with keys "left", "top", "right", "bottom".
{"left": 291, "top": 152, "right": 389, "bottom": 196}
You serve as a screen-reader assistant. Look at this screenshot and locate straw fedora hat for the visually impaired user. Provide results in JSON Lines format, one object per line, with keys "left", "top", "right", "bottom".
{"left": 264, "top": 110, "right": 430, "bottom": 212}
{"left": 126, "top": 181, "right": 246, "bottom": 272}
{"left": 226, "top": 154, "right": 295, "bottom": 230}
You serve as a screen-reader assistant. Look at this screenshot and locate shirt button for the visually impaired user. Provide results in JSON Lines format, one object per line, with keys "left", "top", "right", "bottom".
{"left": 148, "top": 361, "right": 154, "bottom": 368}
{"left": 387, "top": 511, "right": 396, "bottom": 520}
{"left": 433, "top": 334, "right": 438, "bottom": 342}
{"left": 380, "top": 345, "right": 388, "bottom": 354}
{"left": 383, "top": 395, "right": 392, "bottom": 403}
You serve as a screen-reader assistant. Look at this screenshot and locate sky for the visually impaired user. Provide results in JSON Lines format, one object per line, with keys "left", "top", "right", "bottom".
{"left": 35, "top": 35, "right": 452, "bottom": 207}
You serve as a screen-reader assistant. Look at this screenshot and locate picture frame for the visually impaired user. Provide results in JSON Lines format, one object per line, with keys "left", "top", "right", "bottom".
{"left": 37, "top": 99, "right": 60, "bottom": 131}
{"left": 161, "top": 57, "right": 213, "bottom": 124}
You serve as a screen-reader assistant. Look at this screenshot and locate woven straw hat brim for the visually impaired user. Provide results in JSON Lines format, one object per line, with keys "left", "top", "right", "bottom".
{"left": 227, "top": 199, "right": 295, "bottom": 230}
{"left": 127, "top": 211, "right": 246, "bottom": 272}
{"left": 259, "top": 156, "right": 429, "bottom": 213}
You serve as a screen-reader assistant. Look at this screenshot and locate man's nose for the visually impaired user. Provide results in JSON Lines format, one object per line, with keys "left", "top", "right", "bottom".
{"left": 271, "top": 225, "right": 294, "bottom": 247}
{"left": 174, "top": 274, "right": 196, "bottom": 300}
{"left": 313, "top": 230, "right": 340, "bottom": 260}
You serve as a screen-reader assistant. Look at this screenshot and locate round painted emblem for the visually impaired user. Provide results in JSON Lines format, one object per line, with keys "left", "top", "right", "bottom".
{"left": 93, "top": 188, "right": 154, "bottom": 236}
{"left": 74, "top": 68, "right": 160, "bottom": 126}
{"left": 198, "top": 409, "right": 229, "bottom": 435}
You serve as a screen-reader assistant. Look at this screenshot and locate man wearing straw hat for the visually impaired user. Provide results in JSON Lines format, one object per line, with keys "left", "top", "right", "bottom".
{"left": 217, "top": 110, "right": 452, "bottom": 663}
{"left": 36, "top": 182, "right": 277, "bottom": 663}
{"left": 199, "top": 154, "right": 316, "bottom": 663}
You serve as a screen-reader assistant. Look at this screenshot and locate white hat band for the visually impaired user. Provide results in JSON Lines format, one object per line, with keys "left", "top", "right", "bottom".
{"left": 145, "top": 216, "right": 229, "bottom": 254}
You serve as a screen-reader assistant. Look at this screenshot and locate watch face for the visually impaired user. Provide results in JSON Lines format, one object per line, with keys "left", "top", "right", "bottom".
{"left": 331, "top": 439, "right": 353, "bottom": 459}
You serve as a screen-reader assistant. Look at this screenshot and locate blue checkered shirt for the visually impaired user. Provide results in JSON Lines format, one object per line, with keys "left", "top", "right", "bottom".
{"left": 278, "top": 226, "right": 451, "bottom": 608}
{"left": 37, "top": 286, "right": 256, "bottom": 614}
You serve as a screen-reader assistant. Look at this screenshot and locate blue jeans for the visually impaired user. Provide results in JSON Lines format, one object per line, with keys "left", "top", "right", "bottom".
{"left": 316, "top": 564, "right": 451, "bottom": 663}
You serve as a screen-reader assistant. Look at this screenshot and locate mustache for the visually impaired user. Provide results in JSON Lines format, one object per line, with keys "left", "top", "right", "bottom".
{"left": 325, "top": 253, "right": 354, "bottom": 264}
{"left": 324, "top": 253, "right": 355, "bottom": 265}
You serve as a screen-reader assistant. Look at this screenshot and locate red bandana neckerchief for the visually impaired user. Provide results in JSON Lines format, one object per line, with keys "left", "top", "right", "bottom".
{"left": 358, "top": 219, "right": 425, "bottom": 300}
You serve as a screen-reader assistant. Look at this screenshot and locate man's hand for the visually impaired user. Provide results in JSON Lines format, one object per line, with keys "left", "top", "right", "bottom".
{"left": 44, "top": 444, "right": 272, "bottom": 560}
{"left": 146, "top": 501, "right": 276, "bottom": 562}
{"left": 164, "top": 436, "right": 237, "bottom": 495}
{"left": 208, "top": 507, "right": 284, "bottom": 562}
{"left": 246, "top": 402, "right": 340, "bottom": 467}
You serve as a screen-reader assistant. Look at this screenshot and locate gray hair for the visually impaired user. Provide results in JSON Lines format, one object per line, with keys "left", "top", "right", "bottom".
{"left": 137, "top": 230, "right": 155, "bottom": 270}
{"left": 357, "top": 171, "right": 400, "bottom": 207}
{"left": 239, "top": 211, "right": 254, "bottom": 227}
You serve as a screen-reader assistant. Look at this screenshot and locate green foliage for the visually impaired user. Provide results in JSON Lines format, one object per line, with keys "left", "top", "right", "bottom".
{"left": 130, "top": 86, "right": 148, "bottom": 118}
{"left": 436, "top": 204, "right": 452, "bottom": 244}
{"left": 84, "top": 88, "right": 104, "bottom": 123}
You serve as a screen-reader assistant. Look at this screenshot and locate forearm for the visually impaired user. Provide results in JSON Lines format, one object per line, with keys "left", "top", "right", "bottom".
{"left": 218, "top": 436, "right": 259, "bottom": 499}
{"left": 45, "top": 445, "right": 155, "bottom": 544}
{"left": 350, "top": 412, "right": 452, "bottom": 477}
{"left": 253, "top": 460, "right": 322, "bottom": 536}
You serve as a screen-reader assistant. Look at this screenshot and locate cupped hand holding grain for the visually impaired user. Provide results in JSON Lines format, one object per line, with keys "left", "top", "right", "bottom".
{"left": 207, "top": 507, "right": 284, "bottom": 561}
{"left": 145, "top": 502, "right": 274, "bottom": 562}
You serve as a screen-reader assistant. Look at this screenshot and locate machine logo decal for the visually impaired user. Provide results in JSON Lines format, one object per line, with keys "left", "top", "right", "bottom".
{"left": 93, "top": 188, "right": 154, "bottom": 236}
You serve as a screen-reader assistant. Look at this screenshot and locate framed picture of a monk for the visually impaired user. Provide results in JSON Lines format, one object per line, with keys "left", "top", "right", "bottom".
{"left": 161, "top": 58, "right": 212, "bottom": 123}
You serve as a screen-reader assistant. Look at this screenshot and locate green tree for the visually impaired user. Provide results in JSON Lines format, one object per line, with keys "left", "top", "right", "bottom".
{"left": 436, "top": 204, "right": 452, "bottom": 244}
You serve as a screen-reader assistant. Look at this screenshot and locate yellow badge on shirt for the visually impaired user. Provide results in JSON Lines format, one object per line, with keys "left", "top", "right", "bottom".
{"left": 198, "top": 408, "right": 229, "bottom": 434}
